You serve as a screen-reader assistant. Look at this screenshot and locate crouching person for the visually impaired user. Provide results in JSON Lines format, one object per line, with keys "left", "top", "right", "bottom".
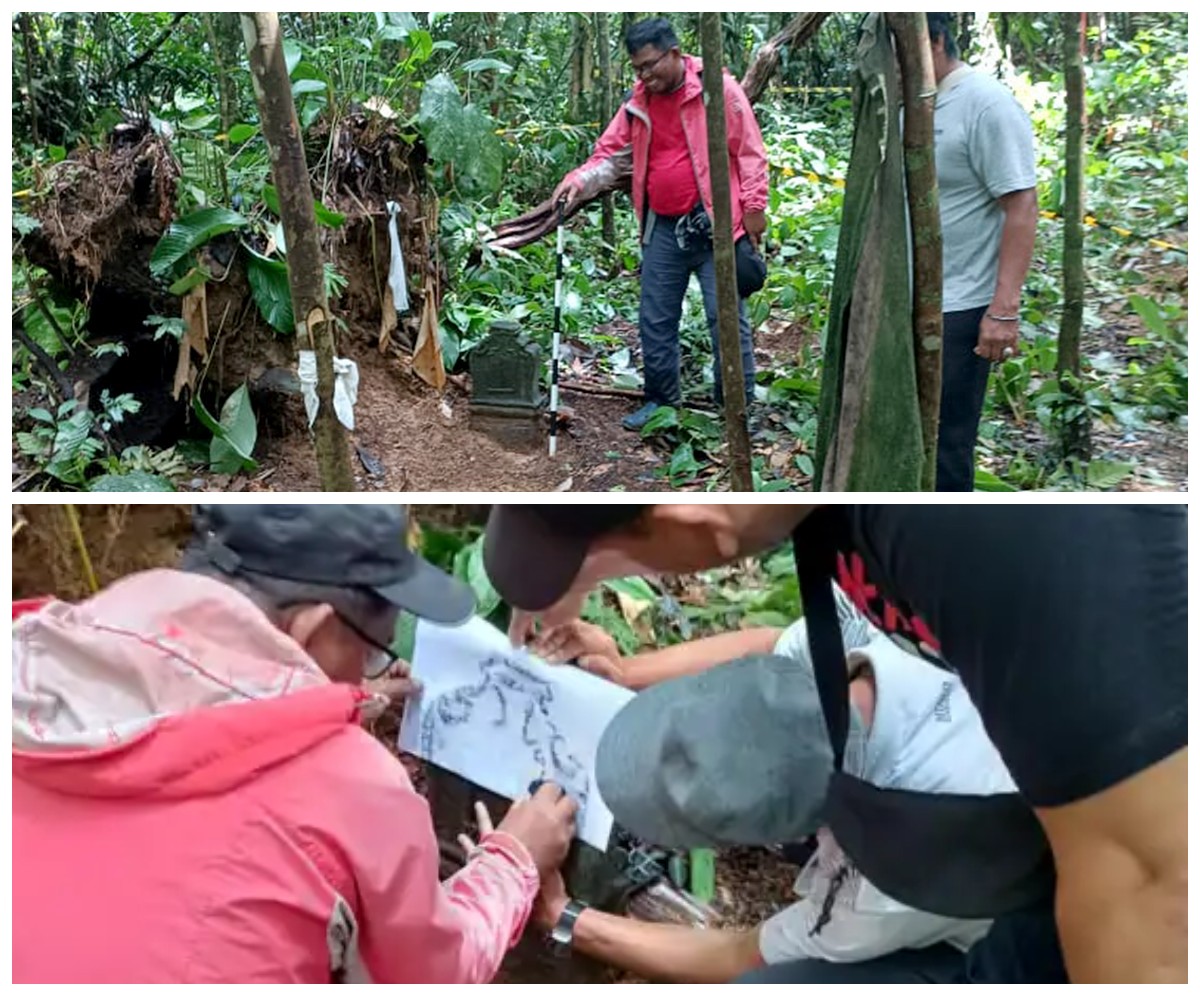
{"left": 12, "top": 504, "right": 577, "bottom": 983}
{"left": 525, "top": 596, "right": 1047, "bottom": 982}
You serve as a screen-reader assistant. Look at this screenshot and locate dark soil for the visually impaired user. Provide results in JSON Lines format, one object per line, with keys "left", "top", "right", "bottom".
{"left": 257, "top": 330, "right": 680, "bottom": 493}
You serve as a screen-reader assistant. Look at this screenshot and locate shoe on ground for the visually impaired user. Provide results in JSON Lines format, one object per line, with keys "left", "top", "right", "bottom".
{"left": 623, "top": 401, "right": 662, "bottom": 432}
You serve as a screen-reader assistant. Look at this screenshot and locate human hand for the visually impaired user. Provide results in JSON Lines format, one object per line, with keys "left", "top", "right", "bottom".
{"left": 552, "top": 175, "right": 584, "bottom": 212}
{"left": 508, "top": 588, "right": 590, "bottom": 649}
{"left": 974, "top": 314, "right": 1020, "bottom": 363}
{"left": 533, "top": 870, "right": 572, "bottom": 932}
{"left": 496, "top": 782, "right": 578, "bottom": 878}
{"left": 742, "top": 209, "right": 767, "bottom": 249}
{"left": 457, "top": 800, "right": 498, "bottom": 860}
{"left": 363, "top": 660, "right": 420, "bottom": 705}
{"left": 530, "top": 620, "right": 624, "bottom": 682}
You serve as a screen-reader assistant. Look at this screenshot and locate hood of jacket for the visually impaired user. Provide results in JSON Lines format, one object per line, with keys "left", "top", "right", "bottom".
{"left": 12, "top": 569, "right": 368, "bottom": 799}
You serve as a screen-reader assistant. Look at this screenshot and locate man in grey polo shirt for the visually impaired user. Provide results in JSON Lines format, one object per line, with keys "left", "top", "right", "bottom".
{"left": 927, "top": 13, "right": 1038, "bottom": 490}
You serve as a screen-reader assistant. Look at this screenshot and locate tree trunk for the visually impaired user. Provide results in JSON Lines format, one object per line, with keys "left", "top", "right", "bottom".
{"left": 1058, "top": 10, "right": 1091, "bottom": 462}
{"left": 242, "top": 13, "right": 356, "bottom": 492}
{"left": 699, "top": 13, "right": 754, "bottom": 493}
{"left": 206, "top": 13, "right": 242, "bottom": 205}
{"left": 595, "top": 12, "right": 617, "bottom": 269}
{"left": 889, "top": 15, "right": 943, "bottom": 492}
{"left": 739, "top": 13, "right": 829, "bottom": 105}
{"left": 19, "top": 13, "right": 40, "bottom": 144}
{"left": 568, "top": 14, "right": 592, "bottom": 124}
{"left": 208, "top": 14, "right": 243, "bottom": 136}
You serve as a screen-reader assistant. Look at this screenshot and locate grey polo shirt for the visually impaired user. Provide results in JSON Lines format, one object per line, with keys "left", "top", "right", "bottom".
{"left": 935, "top": 68, "right": 1037, "bottom": 312}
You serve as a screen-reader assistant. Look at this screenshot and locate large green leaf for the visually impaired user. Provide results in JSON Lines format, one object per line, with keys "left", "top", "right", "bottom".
{"left": 973, "top": 469, "right": 1018, "bottom": 492}
{"left": 226, "top": 123, "right": 258, "bottom": 144}
{"left": 244, "top": 249, "right": 294, "bottom": 334}
{"left": 459, "top": 104, "right": 505, "bottom": 194}
{"left": 1085, "top": 459, "right": 1134, "bottom": 490}
{"left": 194, "top": 386, "right": 258, "bottom": 475}
{"left": 89, "top": 470, "right": 175, "bottom": 492}
{"left": 453, "top": 536, "right": 497, "bottom": 618}
{"left": 150, "top": 208, "right": 248, "bottom": 278}
{"left": 417, "top": 73, "right": 465, "bottom": 164}
{"left": 602, "top": 577, "right": 660, "bottom": 602}
{"left": 283, "top": 38, "right": 303, "bottom": 76}
{"left": 22, "top": 298, "right": 74, "bottom": 357}
{"left": 1128, "top": 294, "right": 1170, "bottom": 338}
{"left": 461, "top": 57, "right": 512, "bottom": 74}
{"left": 262, "top": 185, "right": 346, "bottom": 228}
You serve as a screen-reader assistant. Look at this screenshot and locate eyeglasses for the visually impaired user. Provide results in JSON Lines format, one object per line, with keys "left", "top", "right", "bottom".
{"left": 333, "top": 609, "right": 399, "bottom": 680}
{"left": 632, "top": 49, "right": 672, "bottom": 79}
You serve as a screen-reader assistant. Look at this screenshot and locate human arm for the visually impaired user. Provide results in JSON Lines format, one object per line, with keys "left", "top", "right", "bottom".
{"left": 555, "top": 107, "right": 634, "bottom": 210}
{"left": 724, "top": 74, "right": 769, "bottom": 246}
{"left": 971, "top": 96, "right": 1038, "bottom": 362}
{"left": 343, "top": 747, "right": 575, "bottom": 983}
{"left": 535, "top": 873, "right": 764, "bottom": 983}
{"left": 840, "top": 504, "right": 1187, "bottom": 982}
{"left": 531, "top": 620, "right": 782, "bottom": 690}
{"left": 975, "top": 187, "right": 1038, "bottom": 361}
{"left": 1037, "top": 748, "right": 1187, "bottom": 983}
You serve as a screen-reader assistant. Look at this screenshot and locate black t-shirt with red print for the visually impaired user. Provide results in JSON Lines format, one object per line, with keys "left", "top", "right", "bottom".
{"left": 794, "top": 504, "right": 1187, "bottom": 809}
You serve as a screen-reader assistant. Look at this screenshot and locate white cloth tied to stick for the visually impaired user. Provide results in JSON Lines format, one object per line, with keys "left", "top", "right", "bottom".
{"left": 298, "top": 350, "right": 359, "bottom": 431}
{"left": 386, "top": 200, "right": 410, "bottom": 314}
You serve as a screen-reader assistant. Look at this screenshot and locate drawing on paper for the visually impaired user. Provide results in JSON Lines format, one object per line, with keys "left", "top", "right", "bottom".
{"left": 419, "top": 653, "right": 592, "bottom": 822}
{"left": 399, "top": 615, "right": 636, "bottom": 850}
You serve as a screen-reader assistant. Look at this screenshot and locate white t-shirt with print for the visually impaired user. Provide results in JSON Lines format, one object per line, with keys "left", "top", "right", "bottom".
{"left": 758, "top": 586, "right": 1015, "bottom": 965}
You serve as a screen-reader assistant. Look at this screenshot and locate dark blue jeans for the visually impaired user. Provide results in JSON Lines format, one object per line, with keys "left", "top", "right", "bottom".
{"left": 936, "top": 305, "right": 992, "bottom": 492}
{"left": 639, "top": 212, "right": 756, "bottom": 407}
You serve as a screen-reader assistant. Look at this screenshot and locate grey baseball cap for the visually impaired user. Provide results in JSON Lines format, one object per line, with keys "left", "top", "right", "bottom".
{"left": 595, "top": 653, "right": 865, "bottom": 848}
{"left": 190, "top": 504, "right": 475, "bottom": 625}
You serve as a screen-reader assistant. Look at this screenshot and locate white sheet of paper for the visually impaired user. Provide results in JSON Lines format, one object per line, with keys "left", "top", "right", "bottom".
{"left": 398, "top": 616, "right": 634, "bottom": 851}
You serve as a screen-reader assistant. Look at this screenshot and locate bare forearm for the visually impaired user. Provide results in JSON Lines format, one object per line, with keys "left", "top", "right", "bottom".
{"left": 991, "top": 189, "right": 1038, "bottom": 313}
{"left": 570, "top": 908, "right": 763, "bottom": 983}
{"left": 1041, "top": 748, "right": 1188, "bottom": 982}
{"left": 623, "top": 628, "right": 783, "bottom": 690}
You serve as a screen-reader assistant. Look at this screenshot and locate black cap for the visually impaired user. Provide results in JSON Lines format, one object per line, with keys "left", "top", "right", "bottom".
{"left": 736, "top": 236, "right": 767, "bottom": 298}
{"left": 483, "top": 505, "right": 648, "bottom": 611}
{"left": 192, "top": 504, "right": 475, "bottom": 625}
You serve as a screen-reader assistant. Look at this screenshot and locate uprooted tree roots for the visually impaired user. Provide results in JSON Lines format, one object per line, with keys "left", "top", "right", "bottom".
{"left": 17, "top": 114, "right": 435, "bottom": 451}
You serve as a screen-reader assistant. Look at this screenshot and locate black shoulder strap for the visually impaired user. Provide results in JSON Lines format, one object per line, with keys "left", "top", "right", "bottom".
{"left": 793, "top": 512, "right": 852, "bottom": 771}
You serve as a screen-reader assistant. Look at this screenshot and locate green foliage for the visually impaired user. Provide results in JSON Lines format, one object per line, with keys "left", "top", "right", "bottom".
{"left": 193, "top": 384, "right": 258, "bottom": 474}
{"left": 88, "top": 470, "right": 176, "bottom": 492}
{"left": 244, "top": 249, "right": 294, "bottom": 334}
{"left": 452, "top": 534, "right": 502, "bottom": 619}
{"left": 150, "top": 208, "right": 248, "bottom": 278}
{"left": 15, "top": 392, "right": 141, "bottom": 487}
{"left": 417, "top": 73, "right": 505, "bottom": 196}
{"left": 144, "top": 314, "right": 186, "bottom": 342}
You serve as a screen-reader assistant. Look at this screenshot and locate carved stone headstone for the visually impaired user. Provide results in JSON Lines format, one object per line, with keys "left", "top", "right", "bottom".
{"left": 469, "top": 320, "right": 544, "bottom": 449}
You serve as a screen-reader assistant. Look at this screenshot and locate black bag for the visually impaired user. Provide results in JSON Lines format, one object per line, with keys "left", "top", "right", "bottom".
{"left": 735, "top": 236, "right": 767, "bottom": 298}
{"left": 793, "top": 519, "right": 1056, "bottom": 919}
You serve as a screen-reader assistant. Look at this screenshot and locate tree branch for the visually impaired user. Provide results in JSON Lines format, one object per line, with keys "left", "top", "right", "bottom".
{"left": 106, "top": 12, "right": 188, "bottom": 83}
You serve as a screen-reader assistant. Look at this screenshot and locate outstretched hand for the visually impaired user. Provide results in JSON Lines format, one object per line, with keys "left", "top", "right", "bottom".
{"left": 552, "top": 175, "right": 584, "bottom": 213}
{"left": 530, "top": 619, "right": 626, "bottom": 686}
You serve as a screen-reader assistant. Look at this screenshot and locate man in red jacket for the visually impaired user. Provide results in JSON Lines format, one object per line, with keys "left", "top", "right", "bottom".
{"left": 555, "top": 18, "right": 770, "bottom": 430}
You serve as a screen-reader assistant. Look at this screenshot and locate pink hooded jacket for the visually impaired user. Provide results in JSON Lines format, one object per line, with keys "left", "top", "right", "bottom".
{"left": 565, "top": 55, "right": 769, "bottom": 240}
{"left": 11, "top": 571, "right": 538, "bottom": 984}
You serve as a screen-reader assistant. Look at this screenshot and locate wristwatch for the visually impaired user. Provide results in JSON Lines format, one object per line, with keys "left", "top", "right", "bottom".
{"left": 549, "top": 898, "right": 588, "bottom": 954}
